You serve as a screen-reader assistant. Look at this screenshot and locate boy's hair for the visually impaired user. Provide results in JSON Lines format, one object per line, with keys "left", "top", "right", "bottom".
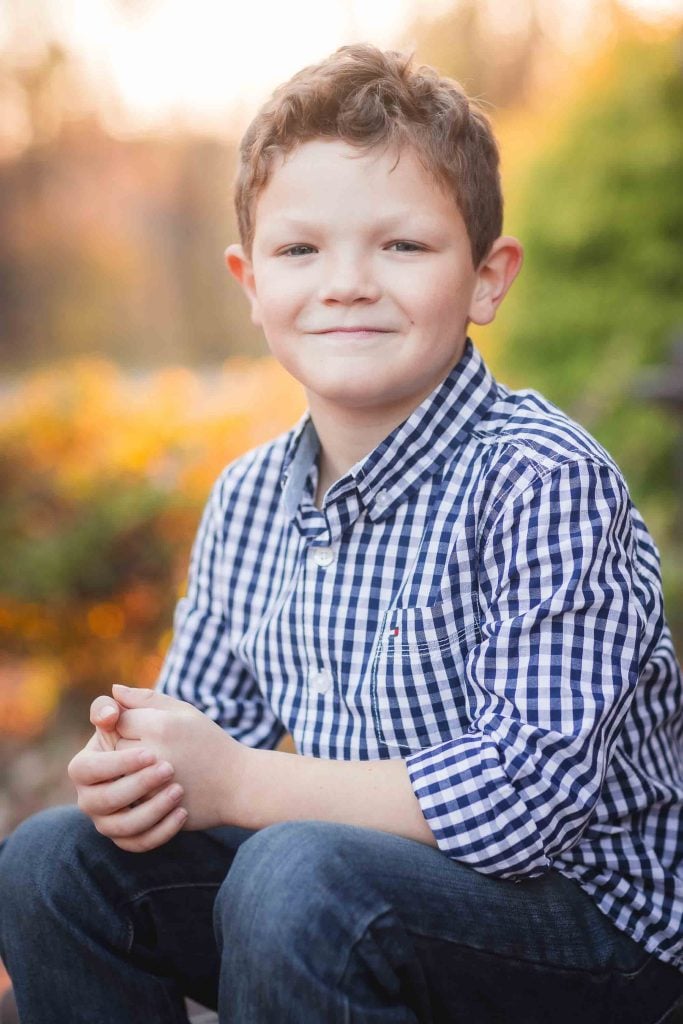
{"left": 235, "top": 44, "right": 502, "bottom": 267}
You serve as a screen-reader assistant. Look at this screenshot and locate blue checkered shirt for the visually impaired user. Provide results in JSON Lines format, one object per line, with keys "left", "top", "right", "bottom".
{"left": 158, "top": 340, "right": 683, "bottom": 970}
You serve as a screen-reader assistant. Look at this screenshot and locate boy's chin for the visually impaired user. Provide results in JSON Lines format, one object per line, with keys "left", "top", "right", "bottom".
{"left": 304, "top": 375, "right": 439, "bottom": 419}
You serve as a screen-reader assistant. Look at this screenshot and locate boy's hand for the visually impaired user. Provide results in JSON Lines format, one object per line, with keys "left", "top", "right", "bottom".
{"left": 113, "top": 684, "right": 250, "bottom": 834}
{"left": 90, "top": 694, "right": 123, "bottom": 750}
{"left": 68, "top": 694, "right": 188, "bottom": 853}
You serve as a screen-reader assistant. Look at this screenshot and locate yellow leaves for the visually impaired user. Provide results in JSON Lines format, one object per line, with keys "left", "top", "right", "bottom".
{"left": 0, "top": 603, "right": 59, "bottom": 645}
{"left": 157, "top": 628, "right": 173, "bottom": 656}
{"left": 1, "top": 354, "right": 304, "bottom": 499}
{"left": 87, "top": 603, "right": 125, "bottom": 640}
{"left": 0, "top": 354, "right": 305, "bottom": 737}
{"left": 0, "top": 657, "right": 63, "bottom": 738}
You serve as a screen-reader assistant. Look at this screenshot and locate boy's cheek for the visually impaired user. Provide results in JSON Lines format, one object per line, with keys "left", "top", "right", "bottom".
{"left": 249, "top": 302, "right": 263, "bottom": 328}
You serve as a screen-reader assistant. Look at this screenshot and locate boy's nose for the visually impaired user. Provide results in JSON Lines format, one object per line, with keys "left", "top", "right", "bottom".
{"left": 317, "top": 258, "right": 381, "bottom": 304}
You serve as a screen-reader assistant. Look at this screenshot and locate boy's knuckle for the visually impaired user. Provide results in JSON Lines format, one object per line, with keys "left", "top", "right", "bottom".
{"left": 67, "top": 754, "right": 86, "bottom": 783}
{"left": 107, "top": 818, "right": 125, "bottom": 839}
{"left": 101, "top": 792, "right": 119, "bottom": 816}
{"left": 155, "top": 719, "right": 170, "bottom": 743}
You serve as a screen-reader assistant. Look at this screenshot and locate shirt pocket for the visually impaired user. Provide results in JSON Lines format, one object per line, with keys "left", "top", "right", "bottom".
{"left": 370, "top": 603, "right": 478, "bottom": 754}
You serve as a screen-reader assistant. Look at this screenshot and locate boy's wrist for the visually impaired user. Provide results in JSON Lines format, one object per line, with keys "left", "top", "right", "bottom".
{"left": 225, "top": 745, "right": 301, "bottom": 833}
{"left": 220, "top": 739, "right": 262, "bottom": 831}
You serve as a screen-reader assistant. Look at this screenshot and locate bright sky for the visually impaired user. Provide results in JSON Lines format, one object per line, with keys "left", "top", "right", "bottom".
{"left": 1, "top": 0, "right": 680, "bottom": 132}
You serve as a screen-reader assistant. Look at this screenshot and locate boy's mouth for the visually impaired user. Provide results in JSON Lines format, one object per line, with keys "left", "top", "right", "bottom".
{"left": 313, "top": 327, "right": 393, "bottom": 335}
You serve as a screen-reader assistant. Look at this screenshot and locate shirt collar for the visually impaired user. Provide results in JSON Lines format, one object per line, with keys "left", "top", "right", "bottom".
{"left": 281, "top": 339, "right": 498, "bottom": 521}
{"left": 280, "top": 412, "right": 317, "bottom": 518}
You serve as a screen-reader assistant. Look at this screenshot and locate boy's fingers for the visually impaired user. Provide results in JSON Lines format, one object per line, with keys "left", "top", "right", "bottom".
{"left": 114, "top": 737, "right": 138, "bottom": 751}
{"left": 111, "top": 806, "right": 189, "bottom": 854}
{"left": 112, "top": 684, "right": 180, "bottom": 711}
{"left": 77, "top": 762, "right": 177, "bottom": 818}
{"left": 92, "top": 784, "right": 186, "bottom": 843}
{"left": 90, "top": 696, "right": 121, "bottom": 730}
{"left": 68, "top": 746, "right": 156, "bottom": 786}
{"left": 116, "top": 708, "right": 163, "bottom": 740}
{"left": 95, "top": 724, "right": 118, "bottom": 752}
{"left": 84, "top": 730, "right": 105, "bottom": 752}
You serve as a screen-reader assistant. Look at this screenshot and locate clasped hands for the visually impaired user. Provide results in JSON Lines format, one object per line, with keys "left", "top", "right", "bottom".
{"left": 67, "top": 685, "right": 250, "bottom": 853}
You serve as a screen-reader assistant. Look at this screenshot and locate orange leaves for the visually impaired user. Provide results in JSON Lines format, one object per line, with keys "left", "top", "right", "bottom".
{"left": 0, "top": 356, "right": 305, "bottom": 737}
{"left": 0, "top": 657, "right": 63, "bottom": 739}
{"left": 86, "top": 603, "right": 126, "bottom": 640}
{"left": 1, "top": 356, "right": 303, "bottom": 499}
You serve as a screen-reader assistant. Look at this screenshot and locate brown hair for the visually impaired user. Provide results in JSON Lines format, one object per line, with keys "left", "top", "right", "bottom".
{"left": 235, "top": 44, "right": 503, "bottom": 267}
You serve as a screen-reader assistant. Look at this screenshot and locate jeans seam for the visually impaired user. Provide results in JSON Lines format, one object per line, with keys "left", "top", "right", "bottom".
{"left": 336, "top": 905, "right": 395, "bottom": 984}
{"left": 118, "top": 881, "right": 221, "bottom": 955}
{"left": 652, "top": 995, "right": 683, "bottom": 1024}
{"left": 336, "top": 905, "right": 398, "bottom": 1024}
{"left": 404, "top": 927, "right": 655, "bottom": 979}
{"left": 119, "top": 880, "right": 221, "bottom": 910}
{"left": 158, "top": 976, "right": 188, "bottom": 1024}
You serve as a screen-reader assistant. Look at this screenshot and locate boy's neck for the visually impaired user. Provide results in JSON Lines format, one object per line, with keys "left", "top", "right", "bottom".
{"left": 308, "top": 396, "right": 422, "bottom": 509}
{"left": 306, "top": 343, "right": 470, "bottom": 507}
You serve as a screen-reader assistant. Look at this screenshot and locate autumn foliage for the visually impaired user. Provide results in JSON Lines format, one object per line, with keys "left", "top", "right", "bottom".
{"left": 1, "top": 14, "right": 681, "bottom": 743}
{"left": 0, "top": 358, "right": 304, "bottom": 737}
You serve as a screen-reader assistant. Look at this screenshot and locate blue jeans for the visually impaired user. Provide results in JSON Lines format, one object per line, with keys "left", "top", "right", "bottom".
{"left": 0, "top": 806, "right": 681, "bottom": 1023}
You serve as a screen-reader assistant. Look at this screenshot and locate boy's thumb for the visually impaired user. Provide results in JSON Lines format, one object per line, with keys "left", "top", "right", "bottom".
{"left": 91, "top": 695, "right": 120, "bottom": 730}
{"left": 112, "top": 683, "right": 176, "bottom": 710}
{"left": 95, "top": 724, "right": 118, "bottom": 751}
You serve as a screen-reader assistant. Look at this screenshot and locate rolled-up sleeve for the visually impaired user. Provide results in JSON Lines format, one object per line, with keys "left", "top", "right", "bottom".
{"left": 405, "top": 459, "right": 643, "bottom": 879}
{"left": 156, "top": 475, "right": 286, "bottom": 750}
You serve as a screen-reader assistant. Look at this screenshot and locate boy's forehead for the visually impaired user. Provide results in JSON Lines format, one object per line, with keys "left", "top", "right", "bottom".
{"left": 269, "top": 137, "right": 433, "bottom": 182}
{"left": 252, "top": 138, "right": 458, "bottom": 231}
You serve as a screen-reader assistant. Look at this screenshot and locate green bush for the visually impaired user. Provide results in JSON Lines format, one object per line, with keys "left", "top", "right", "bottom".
{"left": 499, "top": 33, "right": 683, "bottom": 639}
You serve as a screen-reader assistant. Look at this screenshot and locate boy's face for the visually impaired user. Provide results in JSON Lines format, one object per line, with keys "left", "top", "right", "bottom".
{"left": 227, "top": 139, "right": 519, "bottom": 427}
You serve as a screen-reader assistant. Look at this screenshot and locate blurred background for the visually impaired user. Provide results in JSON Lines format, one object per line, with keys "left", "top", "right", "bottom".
{"left": 1, "top": 0, "right": 682, "bottom": 845}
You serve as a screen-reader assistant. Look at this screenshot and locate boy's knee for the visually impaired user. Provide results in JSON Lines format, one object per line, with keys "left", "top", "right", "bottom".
{"left": 214, "top": 822, "right": 398, "bottom": 1000}
{"left": 214, "top": 820, "right": 370, "bottom": 939}
{"left": 222, "top": 820, "right": 350, "bottom": 894}
{"left": 0, "top": 805, "right": 97, "bottom": 910}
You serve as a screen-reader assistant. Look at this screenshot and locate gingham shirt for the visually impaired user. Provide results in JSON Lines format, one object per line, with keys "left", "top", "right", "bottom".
{"left": 158, "top": 340, "right": 683, "bottom": 970}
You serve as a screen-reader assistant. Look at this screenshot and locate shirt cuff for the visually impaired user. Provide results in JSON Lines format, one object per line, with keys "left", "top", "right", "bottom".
{"left": 405, "top": 734, "right": 551, "bottom": 879}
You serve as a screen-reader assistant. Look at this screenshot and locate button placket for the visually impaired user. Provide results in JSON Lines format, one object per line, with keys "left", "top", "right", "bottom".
{"left": 310, "top": 667, "right": 333, "bottom": 694}
{"left": 311, "top": 546, "right": 335, "bottom": 568}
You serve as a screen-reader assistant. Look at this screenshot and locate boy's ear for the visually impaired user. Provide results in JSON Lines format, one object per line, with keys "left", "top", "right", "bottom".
{"left": 224, "top": 243, "right": 262, "bottom": 327}
{"left": 468, "top": 236, "right": 524, "bottom": 327}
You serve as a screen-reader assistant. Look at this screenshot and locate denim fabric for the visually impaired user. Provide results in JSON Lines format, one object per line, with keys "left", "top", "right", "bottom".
{"left": 0, "top": 807, "right": 681, "bottom": 1023}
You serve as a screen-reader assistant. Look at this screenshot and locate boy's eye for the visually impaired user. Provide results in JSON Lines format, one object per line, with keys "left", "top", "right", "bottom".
{"left": 386, "top": 241, "right": 425, "bottom": 253}
{"left": 279, "top": 244, "right": 317, "bottom": 257}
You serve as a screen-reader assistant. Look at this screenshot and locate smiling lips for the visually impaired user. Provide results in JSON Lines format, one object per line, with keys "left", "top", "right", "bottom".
{"left": 312, "top": 327, "right": 393, "bottom": 334}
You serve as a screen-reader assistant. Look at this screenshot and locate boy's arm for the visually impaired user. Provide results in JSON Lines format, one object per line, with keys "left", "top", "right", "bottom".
{"left": 228, "top": 461, "right": 637, "bottom": 854}
{"left": 69, "top": 467, "right": 286, "bottom": 847}
{"left": 233, "top": 458, "right": 644, "bottom": 870}
{"left": 113, "top": 458, "right": 642, "bottom": 866}
{"left": 401, "top": 458, "right": 646, "bottom": 878}
{"left": 156, "top": 471, "right": 286, "bottom": 749}
{"left": 77, "top": 457, "right": 646, "bottom": 866}
{"left": 105, "top": 685, "right": 434, "bottom": 849}
{"left": 229, "top": 744, "right": 438, "bottom": 845}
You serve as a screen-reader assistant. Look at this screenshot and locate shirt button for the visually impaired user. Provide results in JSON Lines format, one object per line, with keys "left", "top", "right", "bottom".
{"left": 375, "top": 489, "right": 389, "bottom": 508}
{"left": 310, "top": 668, "right": 333, "bottom": 694}
{"left": 311, "top": 547, "right": 335, "bottom": 567}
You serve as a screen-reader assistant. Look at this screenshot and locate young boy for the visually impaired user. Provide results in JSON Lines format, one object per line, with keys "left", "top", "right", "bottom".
{"left": 1, "top": 44, "right": 682, "bottom": 1024}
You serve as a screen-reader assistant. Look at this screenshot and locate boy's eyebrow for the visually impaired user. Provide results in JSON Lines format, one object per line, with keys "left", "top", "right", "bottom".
{"left": 259, "top": 209, "right": 442, "bottom": 237}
